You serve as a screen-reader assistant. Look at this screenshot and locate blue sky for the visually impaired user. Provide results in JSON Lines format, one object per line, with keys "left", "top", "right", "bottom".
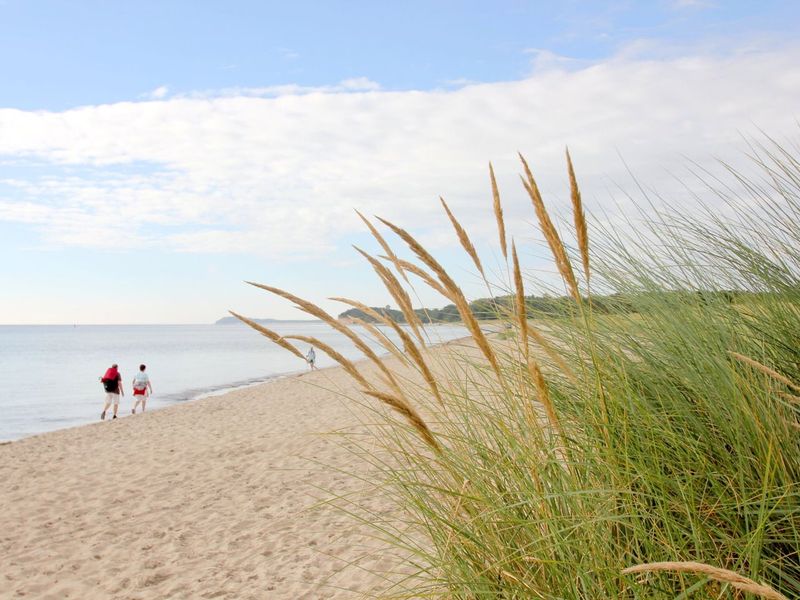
{"left": 1, "top": 1, "right": 799, "bottom": 323}
{"left": 3, "top": 0, "right": 799, "bottom": 110}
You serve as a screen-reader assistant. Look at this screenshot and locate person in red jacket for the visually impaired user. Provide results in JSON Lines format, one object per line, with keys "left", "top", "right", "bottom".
{"left": 100, "top": 364, "right": 124, "bottom": 420}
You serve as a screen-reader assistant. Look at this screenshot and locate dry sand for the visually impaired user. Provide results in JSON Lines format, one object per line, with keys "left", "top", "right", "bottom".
{"left": 0, "top": 346, "right": 447, "bottom": 600}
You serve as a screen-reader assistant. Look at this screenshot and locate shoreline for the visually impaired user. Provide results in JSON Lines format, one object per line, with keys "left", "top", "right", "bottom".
{"left": 0, "top": 337, "right": 470, "bottom": 598}
{"left": 3, "top": 327, "right": 476, "bottom": 445}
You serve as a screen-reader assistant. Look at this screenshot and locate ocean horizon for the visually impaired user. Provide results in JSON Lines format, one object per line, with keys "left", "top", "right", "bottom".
{"left": 0, "top": 321, "right": 467, "bottom": 442}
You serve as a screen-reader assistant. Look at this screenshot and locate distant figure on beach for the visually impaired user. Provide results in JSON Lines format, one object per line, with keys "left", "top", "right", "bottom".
{"left": 100, "top": 364, "right": 124, "bottom": 420}
{"left": 131, "top": 364, "right": 153, "bottom": 414}
{"left": 306, "top": 347, "right": 317, "bottom": 370}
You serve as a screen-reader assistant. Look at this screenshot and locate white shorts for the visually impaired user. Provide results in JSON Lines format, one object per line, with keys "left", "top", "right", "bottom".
{"left": 105, "top": 392, "right": 120, "bottom": 405}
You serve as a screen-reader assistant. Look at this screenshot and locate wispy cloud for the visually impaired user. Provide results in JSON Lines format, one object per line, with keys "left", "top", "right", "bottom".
{"left": 140, "top": 85, "right": 170, "bottom": 100}
{"left": 0, "top": 45, "right": 798, "bottom": 259}
{"left": 182, "top": 77, "right": 381, "bottom": 99}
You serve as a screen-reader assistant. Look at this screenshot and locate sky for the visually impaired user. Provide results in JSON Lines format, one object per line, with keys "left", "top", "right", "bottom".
{"left": 1, "top": 0, "right": 799, "bottom": 324}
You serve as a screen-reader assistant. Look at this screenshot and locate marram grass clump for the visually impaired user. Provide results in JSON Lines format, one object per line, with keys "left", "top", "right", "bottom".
{"left": 235, "top": 142, "right": 800, "bottom": 599}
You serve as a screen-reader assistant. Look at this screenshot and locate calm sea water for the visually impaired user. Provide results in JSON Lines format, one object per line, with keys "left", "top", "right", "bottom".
{"left": 0, "top": 322, "right": 467, "bottom": 441}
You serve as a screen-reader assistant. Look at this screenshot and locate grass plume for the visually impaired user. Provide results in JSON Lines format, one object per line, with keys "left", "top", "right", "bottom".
{"left": 353, "top": 246, "right": 425, "bottom": 345}
{"left": 567, "top": 148, "right": 590, "bottom": 286}
{"left": 228, "top": 311, "right": 306, "bottom": 361}
{"left": 246, "top": 282, "right": 403, "bottom": 391}
{"left": 355, "top": 209, "right": 409, "bottom": 283}
{"left": 489, "top": 161, "right": 507, "bottom": 260}
{"left": 519, "top": 153, "right": 581, "bottom": 303}
{"left": 729, "top": 351, "right": 800, "bottom": 393}
{"left": 622, "top": 561, "right": 790, "bottom": 600}
{"left": 375, "top": 216, "right": 502, "bottom": 379}
{"left": 361, "top": 389, "right": 440, "bottom": 452}
{"left": 440, "top": 196, "right": 485, "bottom": 279}
{"left": 379, "top": 255, "right": 452, "bottom": 300}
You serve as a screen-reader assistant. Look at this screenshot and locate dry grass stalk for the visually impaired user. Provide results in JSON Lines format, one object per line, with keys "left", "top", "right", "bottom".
{"left": 379, "top": 255, "right": 452, "bottom": 301}
{"left": 284, "top": 334, "right": 372, "bottom": 390}
{"left": 361, "top": 388, "right": 440, "bottom": 452}
{"left": 528, "top": 359, "right": 562, "bottom": 437}
{"left": 566, "top": 148, "right": 590, "bottom": 285}
{"left": 526, "top": 323, "right": 578, "bottom": 384}
{"left": 511, "top": 241, "right": 529, "bottom": 362}
{"left": 489, "top": 162, "right": 507, "bottom": 259}
{"left": 439, "top": 196, "right": 485, "bottom": 279}
{"left": 622, "top": 561, "right": 789, "bottom": 600}
{"left": 443, "top": 478, "right": 471, "bottom": 554}
{"left": 330, "top": 296, "right": 387, "bottom": 324}
{"left": 355, "top": 210, "right": 409, "bottom": 283}
{"left": 376, "top": 216, "right": 502, "bottom": 379}
{"left": 353, "top": 246, "right": 425, "bottom": 346}
{"left": 331, "top": 297, "right": 433, "bottom": 386}
{"left": 228, "top": 311, "right": 306, "bottom": 361}
{"left": 246, "top": 282, "right": 402, "bottom": 390}
{"left": 777, "top": 391, "right": 800, "bottom": 404}
{"left": 729, "top": 351, "right": 800, "bottom": 393}
{"left": 518, "top": 153, "right": 581, "bottom": 303}
{"left": 381, "top": 316, "right": 444, "bottom": 408}
{"left": 348, "top": 316, "right": 409, "bottom": 366}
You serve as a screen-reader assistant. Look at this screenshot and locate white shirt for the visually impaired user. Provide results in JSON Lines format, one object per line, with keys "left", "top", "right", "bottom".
{"left": 133, "top": 371, "right": 150, "bottom": 390}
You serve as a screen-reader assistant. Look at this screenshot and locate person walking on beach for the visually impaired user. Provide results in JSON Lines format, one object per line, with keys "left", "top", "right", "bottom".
{"left": 100, "top": 364, "right": 124, "bottom": 420}
{"left": 306, "top": 346, "right": 317, "bottom": 370}
{"left": 131, "top": 364, "right": 153, "bottom": 414}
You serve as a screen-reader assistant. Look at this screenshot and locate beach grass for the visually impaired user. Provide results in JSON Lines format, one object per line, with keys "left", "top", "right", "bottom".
{"left": 240, "top": 138, "right": 800, "bottom": 599}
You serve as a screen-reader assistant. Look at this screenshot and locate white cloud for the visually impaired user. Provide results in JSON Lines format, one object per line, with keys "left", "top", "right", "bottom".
{"left": 150, "top": 85, "right": 169, "bottom": 99}
{"left": 185, "top": 77, "right": 382, "bottom": 99}
{"left": 0, "top": 46, "right": 798, "bottom": 261}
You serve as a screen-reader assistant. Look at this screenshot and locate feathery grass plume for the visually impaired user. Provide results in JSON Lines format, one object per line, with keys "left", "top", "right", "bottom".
{"left": 527, "top": 359, "right": 562, "bottom": 437}
{"left": 331, "top": 297, "right": 437, "bottom": 394}
{"left": 361, "top": 389, "right": 440, "bottom": 452}
{"left": 355, "top": 210, "right": 409, "bottom": 284}
{"left": 380, "top": 316, "right": 444, "bottom": 408}
{"left": 228, "top": 311, "right": 306, "bottom": 361}
{"left": 729, "top": 351, "right": 800, "bottom": 393}
{"left": 352, "top": 246, "right": 425, "bottom": 346}
{"left": 519, "top": 153, "right": 581, "bottom": 303}
{"left": 347, "top": 316, "right": 409, "bottom": 366}
{"left": 283, "top": 334, "right": 372, "bottom": 390}
{"left": 439, "top": 196, "right": 485, "bottom": 279}
{"left": 379, "top": 255, "right": 452, "bottom": 301}
{"left": 375, "top": 216, "right": 502, "bottom": 379}
{"left": 622, "top": 561, "right": 790, "bottom": 600}
{"left": 489, "top": 161, "right": 507, "bottom": 260}
{"left": 511, "top": 240, "right": 528, "bottom": 361}
{"left": 566, "top": 148, "right": 590, "bottom": 285}
{"left": 246, "top": 282, "right": 402, "bottom": 390}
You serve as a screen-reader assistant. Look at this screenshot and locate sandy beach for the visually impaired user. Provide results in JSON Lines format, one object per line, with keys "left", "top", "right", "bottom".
{"left": 0, "top": 345, "right": 442, "bottom": 599}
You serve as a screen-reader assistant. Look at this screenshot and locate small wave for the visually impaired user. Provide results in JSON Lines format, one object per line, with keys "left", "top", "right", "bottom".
{"left": 157, "top": 370, "right": 303, "bottom": 404}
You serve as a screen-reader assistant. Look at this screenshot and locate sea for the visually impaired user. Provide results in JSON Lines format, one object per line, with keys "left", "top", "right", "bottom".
{"left": 0, "top": 321, "right": 468, "bottom": 442}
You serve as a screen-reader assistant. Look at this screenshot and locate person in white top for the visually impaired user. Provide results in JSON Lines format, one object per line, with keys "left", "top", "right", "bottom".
{"left": 306, "top": 347, "right": 317, "bottom": 370}
{"left": 131, "top": 364, "right": 153, "bottom": 414}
